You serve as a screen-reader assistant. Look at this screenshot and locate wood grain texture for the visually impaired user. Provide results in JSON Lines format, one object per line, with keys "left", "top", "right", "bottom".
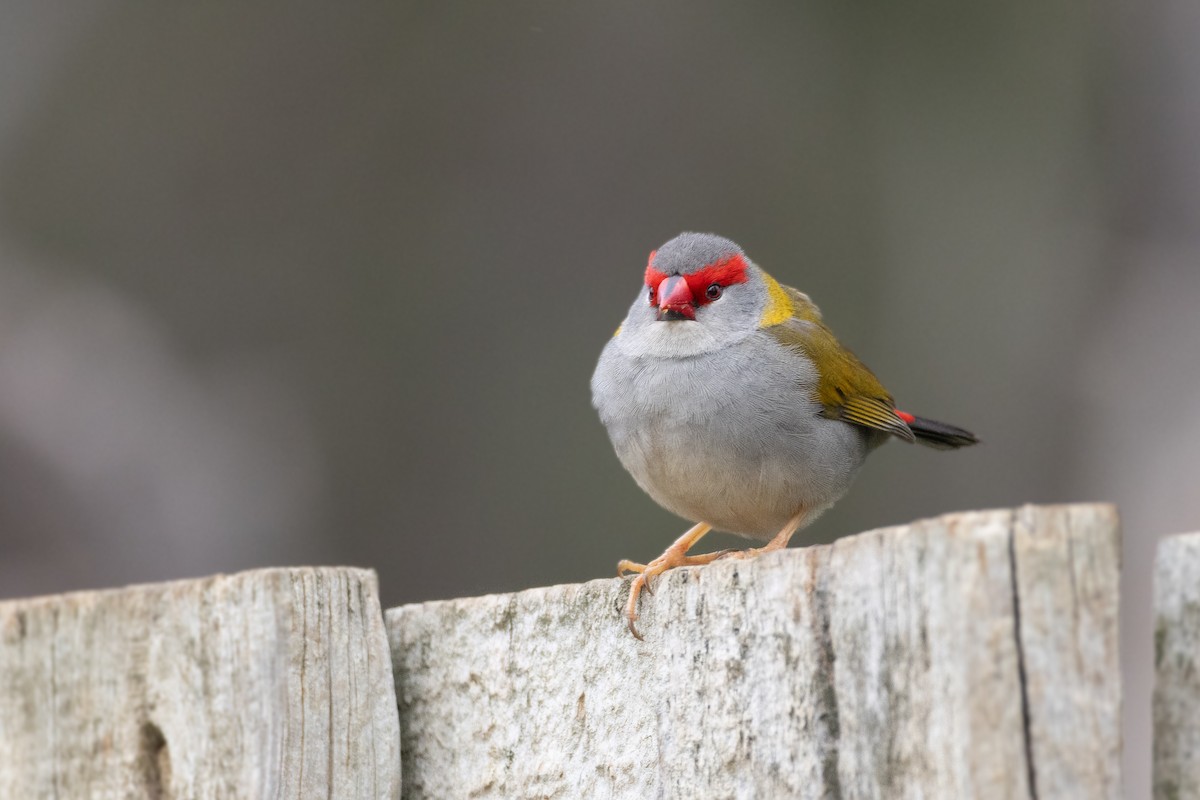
{"left": 387, "top": 503, "right": 1120, "bottom": 800}
{"left": 0, "top": 567, "right": 400, "bottom": 800}
{"left": 1154, "top": 532, "right": 1200, "bottom": 800}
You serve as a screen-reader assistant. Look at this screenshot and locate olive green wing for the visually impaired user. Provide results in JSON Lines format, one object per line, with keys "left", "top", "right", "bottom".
{"left": 764, "top": 286, "right": 915, "bottom": 443}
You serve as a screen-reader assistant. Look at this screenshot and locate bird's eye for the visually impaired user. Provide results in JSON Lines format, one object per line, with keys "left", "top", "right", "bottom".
{"left": 706, "top": 283, "right": 722, "bottom": 300}
{"left": 648, "top": 287, "right": 656, "bottom": 305}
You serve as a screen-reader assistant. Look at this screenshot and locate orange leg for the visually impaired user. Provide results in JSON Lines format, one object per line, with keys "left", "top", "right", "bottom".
{"left": 619, "top": 522, "right": 733, "bottom": 640}
{"left": 722, "top": 508, "right": 809, "bottom": 560}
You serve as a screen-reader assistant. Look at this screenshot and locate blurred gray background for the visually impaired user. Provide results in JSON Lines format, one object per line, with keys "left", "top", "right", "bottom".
{"left": 0, "top": 2, "right": 1195, "bottom": 792}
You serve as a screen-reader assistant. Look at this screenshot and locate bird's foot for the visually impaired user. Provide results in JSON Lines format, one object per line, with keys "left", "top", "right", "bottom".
{"left": 617, "top": 550, "right": 733, "bottom": 578}
{"left": 716, "top": 544, "right": 775, "bottom": 561}
{"left": 622, "top": 548, "right": 731, "bottom": 640}
{"left": 619, "top": 521, "right": 718, "bottom": 640}
{"left": 717, "top": 508, "right": 812, "bottom": 562}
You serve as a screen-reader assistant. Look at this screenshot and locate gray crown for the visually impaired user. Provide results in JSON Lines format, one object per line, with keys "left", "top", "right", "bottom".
{"left": 651, "top": 232, "right": 745, "bottom": 276}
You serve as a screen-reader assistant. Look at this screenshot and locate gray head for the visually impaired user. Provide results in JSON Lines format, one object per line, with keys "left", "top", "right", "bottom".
{"left": 612, "top": 232, "right": 773, "bottom": 359}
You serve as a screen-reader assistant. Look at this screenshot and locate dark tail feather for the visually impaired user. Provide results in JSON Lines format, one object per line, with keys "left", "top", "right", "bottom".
{"left": 905, "top": 415, "right": 979, "bottom": 450}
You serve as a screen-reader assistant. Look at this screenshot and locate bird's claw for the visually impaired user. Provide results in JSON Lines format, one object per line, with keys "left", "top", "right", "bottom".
{"left": 620, "top": 545, "right": 737, "bottom": 639}
{"left": 627, "top": 616, "right": 644, "bottom": 641}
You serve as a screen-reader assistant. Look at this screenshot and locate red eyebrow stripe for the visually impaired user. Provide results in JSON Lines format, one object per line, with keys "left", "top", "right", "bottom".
{"left": 644, "top": 254, "right": 750, "bottom": 293}
{"left": 644, "top": 250, "right": 662, "bottom": 287}
{"left": 689, "top": 254, "right": 749, "bottom": 290}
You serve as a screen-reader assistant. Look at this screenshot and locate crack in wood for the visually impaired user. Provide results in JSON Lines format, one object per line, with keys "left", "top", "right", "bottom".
{"left": 1008, "top": 519, "right": 1039, "bottom": 800}
{"left": 137, "top": 721, "right": 172, "bottom": 800}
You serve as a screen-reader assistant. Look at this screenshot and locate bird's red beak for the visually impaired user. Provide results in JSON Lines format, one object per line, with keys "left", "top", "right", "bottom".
{"left": 656, "top": 275, "right": 696, "bottom": 321}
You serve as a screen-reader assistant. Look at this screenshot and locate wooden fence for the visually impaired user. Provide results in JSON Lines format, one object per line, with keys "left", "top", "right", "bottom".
{"left": 0, "top": 503, "right": 1191, "bottom": 798}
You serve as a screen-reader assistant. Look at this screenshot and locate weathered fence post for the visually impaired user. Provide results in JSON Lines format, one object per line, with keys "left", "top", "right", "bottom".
{"left": 387, "top": 503, "right": 1121, "bottom": 799}
{"left": 0, "top": 506, "right": 1125, "bottom": 799}
{"left": 0, "top": 567, "right": 400, "bottom": 799}
{"left": 1154, "top": 532, "right": 1200, "bottom": 799}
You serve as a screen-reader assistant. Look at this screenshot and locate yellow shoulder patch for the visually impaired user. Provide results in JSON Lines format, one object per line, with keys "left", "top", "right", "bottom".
{"left": 758, "top": 271, "right": 794, "bottom": 328}
{"left": 614, "top": 323, "right": 623, "bottom": 337}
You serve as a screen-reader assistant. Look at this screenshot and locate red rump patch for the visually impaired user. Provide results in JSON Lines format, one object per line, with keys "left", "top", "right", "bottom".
{"left": 895, "top": 410, "right": 916, "bottom": 424}
{"left": 644, "top": 253, "right": 750, "bottom": 307}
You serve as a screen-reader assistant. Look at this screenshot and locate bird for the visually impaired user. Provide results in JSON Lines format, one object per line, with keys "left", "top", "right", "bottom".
{"left": 591, "top": 232, "right": 978, "bottom": 638}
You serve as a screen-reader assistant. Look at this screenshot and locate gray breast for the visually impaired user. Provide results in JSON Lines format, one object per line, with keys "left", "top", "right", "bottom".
{"left": 591, "top": 331, "right": 873, "bottom": 539}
